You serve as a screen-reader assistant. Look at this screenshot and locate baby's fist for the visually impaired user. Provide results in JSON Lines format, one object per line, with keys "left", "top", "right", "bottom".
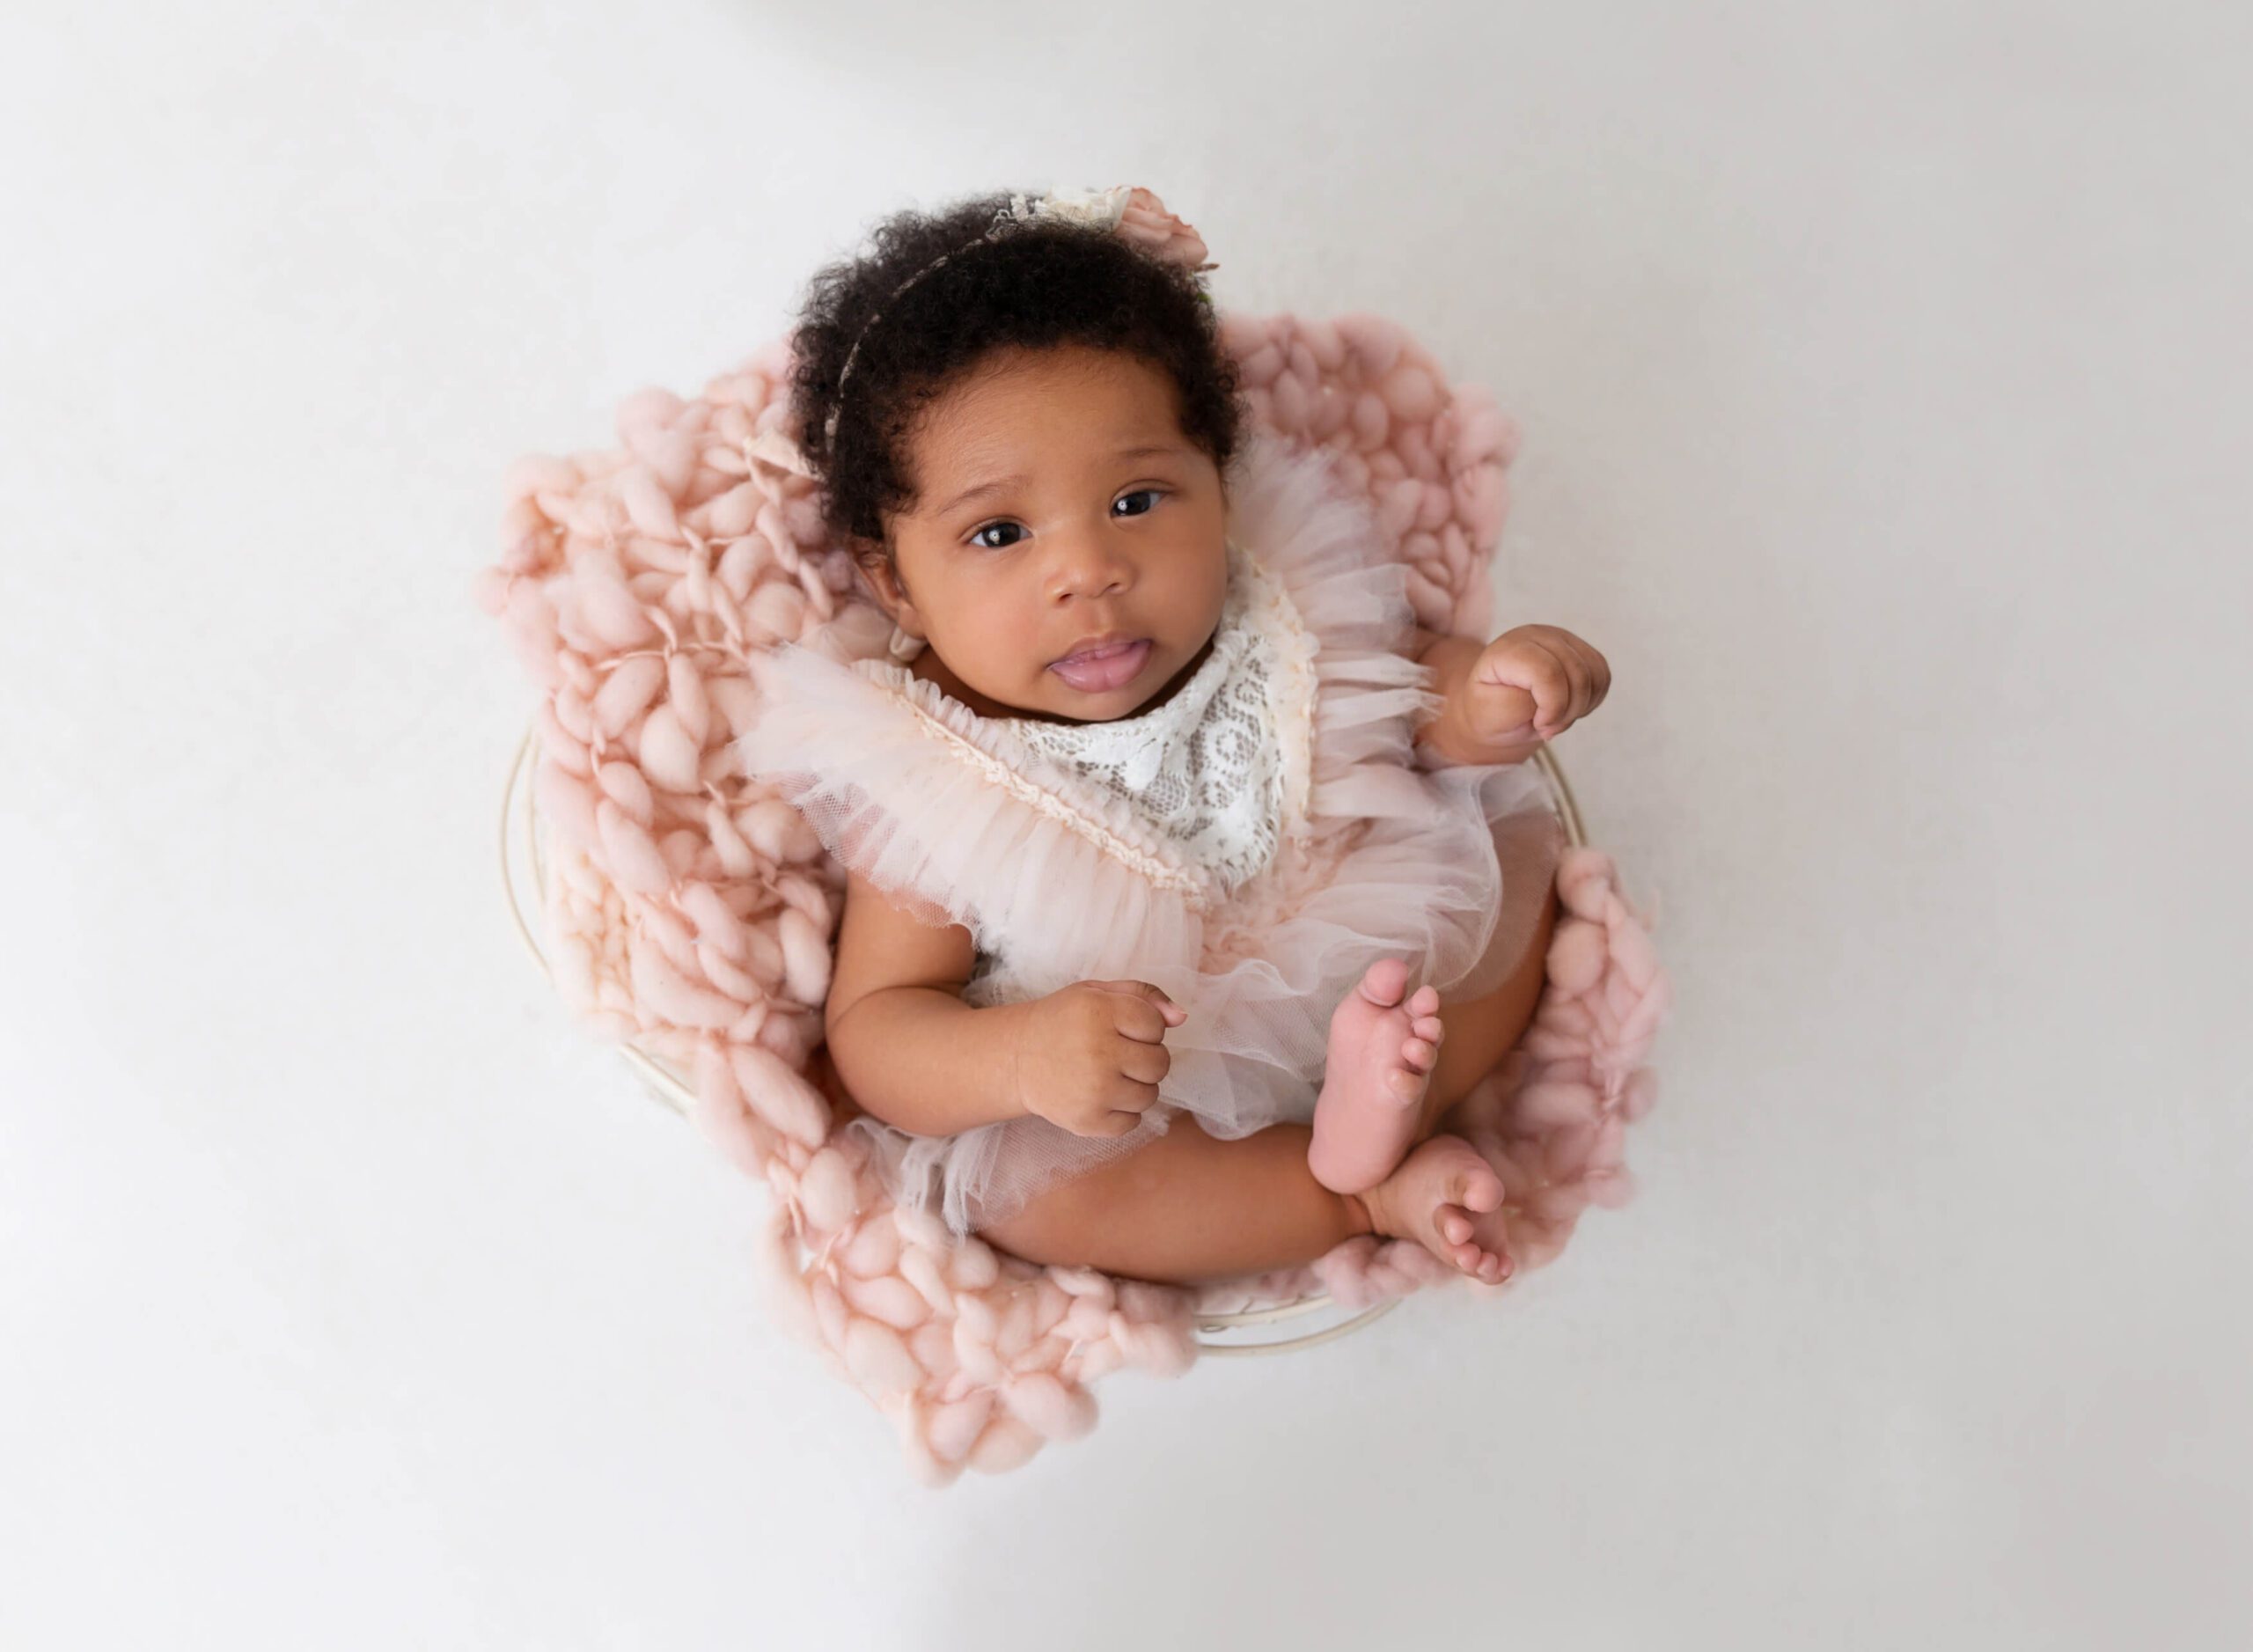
{"left": 1010, "top": 980, "right": 1185, "bottom": 1138}
{"left": 1459, "top": 625, "right": 1611, "bottom": 752}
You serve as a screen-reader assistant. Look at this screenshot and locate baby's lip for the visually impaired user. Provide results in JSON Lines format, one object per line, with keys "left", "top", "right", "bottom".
{"left": 1052, "top": 633, "right": 1146, "bottom": 665}
{"left": 1048, "top": 637, "right": 1153, "bottom": 694}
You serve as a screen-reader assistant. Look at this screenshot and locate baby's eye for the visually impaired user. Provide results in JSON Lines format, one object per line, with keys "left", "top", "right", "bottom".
{"left": 968, "top": 520, "right": 1026, "bottom": 550}
{"left": 966, "top": 490, "right": 1163, "bottom": 550}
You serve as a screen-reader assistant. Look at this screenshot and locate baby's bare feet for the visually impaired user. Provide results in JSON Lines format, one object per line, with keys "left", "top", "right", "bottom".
{"left": 1359, "top": 1134, "right": 1515, "bottom": 1284}
{"left": 1306, "top": 958, "right": 1448, "bottom": 1194}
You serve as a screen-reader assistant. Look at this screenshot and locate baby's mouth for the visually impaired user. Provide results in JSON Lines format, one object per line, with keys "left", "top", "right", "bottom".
{"left": 1048, "top": 637, "right": 1153, "bottom": 694}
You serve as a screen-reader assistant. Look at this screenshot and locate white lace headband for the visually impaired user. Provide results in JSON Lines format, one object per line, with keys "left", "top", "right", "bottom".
{"left": 800, "top": 184, "right": 1219, "bottom": 462}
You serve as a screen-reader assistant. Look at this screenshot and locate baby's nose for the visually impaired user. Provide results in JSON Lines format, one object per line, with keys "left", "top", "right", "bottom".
{"left": 1046, "top": 534, "right": 1133, "bottom": 600}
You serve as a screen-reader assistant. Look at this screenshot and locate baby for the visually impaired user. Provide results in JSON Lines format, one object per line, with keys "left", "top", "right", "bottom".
{"left": 738, "top": 187, "right": 1610, "bottom": 1288}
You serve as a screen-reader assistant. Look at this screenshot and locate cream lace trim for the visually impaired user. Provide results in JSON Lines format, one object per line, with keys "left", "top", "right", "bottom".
{"left": 891, "top": 687, "right": 1220, "bottom": 914}
{"left": 1244, "top": 544, "right": 1318, "bottom": 834}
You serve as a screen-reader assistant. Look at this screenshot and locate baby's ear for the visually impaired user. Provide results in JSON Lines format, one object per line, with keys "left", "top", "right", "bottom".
{"left": 852, "top": 540, "right": 914, "bottom": 618}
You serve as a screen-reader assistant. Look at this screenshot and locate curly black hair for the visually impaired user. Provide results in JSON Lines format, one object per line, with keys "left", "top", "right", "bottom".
{"left": 785, "top": 189, "right": 1245, "bottom": 564}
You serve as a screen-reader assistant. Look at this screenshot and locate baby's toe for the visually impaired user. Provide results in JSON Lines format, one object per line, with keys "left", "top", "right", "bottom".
{"left": 1411, "top": 1015, "right": 1445, "bottom": 1044}
{"left": 1359, "top": 958, "right": 1411, "bottom": 1006}
{"left": 1438, "top": 1207, "right": 1471, "bottom": 1245}
{"left": 1408, "top": 985, "right": 1441, "bottom": 1017}
{"left": 1401, "top": 1037, "right": 1436, "bottom": 1071}
{"left": 1443, "top": 1164, "right": 1503, "bottom": 1215}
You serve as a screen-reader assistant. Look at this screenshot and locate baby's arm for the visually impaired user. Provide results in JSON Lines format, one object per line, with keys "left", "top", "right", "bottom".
{"left": 823, "top": 869, "right": 1036, "bottom": 1135}
{"left": 824, "top": 868, "right": 1185, "bottom": 1142}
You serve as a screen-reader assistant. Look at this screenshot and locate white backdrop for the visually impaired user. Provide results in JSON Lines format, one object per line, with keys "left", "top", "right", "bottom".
{"left": 4, "top": 3, "right": 2247, "bottom": 1647}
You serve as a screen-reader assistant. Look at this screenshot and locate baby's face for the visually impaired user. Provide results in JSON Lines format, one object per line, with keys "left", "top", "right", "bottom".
{"left": 867, "top": 343, "right": 1230, "bottom": 726}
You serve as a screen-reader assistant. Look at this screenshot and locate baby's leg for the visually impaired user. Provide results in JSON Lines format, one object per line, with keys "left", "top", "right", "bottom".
{"left": 1308, "top": 815, "right": 1565, "bottom": 1193}
{"left": 1420, "top": 869, "right": 1560, "bottom": 1126}
{"left": 975, "top": 1118, "right": 1508, "bottom": 1286}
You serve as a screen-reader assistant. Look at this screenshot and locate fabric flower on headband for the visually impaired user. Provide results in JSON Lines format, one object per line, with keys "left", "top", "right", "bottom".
{"left": 1006, "top": 184, "right": 1219, "bottom": 275}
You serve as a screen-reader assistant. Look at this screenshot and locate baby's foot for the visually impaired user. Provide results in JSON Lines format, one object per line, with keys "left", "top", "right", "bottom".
{"left": 1306, "top": 958, "right": 1448, "bottom": 1194}
{"left": 1358, "top": 1134, "right": 1515, "bottom": 1285}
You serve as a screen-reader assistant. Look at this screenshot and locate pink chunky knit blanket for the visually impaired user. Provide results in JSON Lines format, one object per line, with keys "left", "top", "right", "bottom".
{"left": 473, "top": 311, "right": 1673, "bottom": 1483}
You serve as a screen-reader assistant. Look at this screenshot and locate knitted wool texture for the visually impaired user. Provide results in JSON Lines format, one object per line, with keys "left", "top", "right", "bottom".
{"left": 473, "top": 310, "right": 1674, "bottom": 1484}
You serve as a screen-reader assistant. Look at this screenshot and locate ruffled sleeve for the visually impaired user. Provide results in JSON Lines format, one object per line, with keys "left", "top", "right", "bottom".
{"left": 1222, "top": 430, "right": 1463, "bottom": 833}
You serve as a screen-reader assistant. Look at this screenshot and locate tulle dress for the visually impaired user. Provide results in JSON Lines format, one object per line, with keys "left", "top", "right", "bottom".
{"left": 734, "top": 431, "right": 1566, "bottom": 1238}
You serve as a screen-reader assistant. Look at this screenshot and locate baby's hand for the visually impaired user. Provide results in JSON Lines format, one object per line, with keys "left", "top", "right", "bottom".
{"left": 1457, "top": 625, "right": 1611, "bottom": 752}
{"left": 1009, "top": 980, "right": 1185, "bottom": 1138}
